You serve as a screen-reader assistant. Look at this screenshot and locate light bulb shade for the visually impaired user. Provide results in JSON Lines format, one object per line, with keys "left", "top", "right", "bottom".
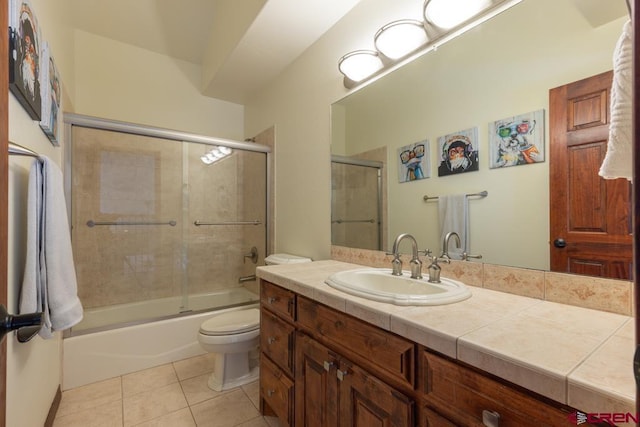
{"left": 424, "top": 0, "right": 492, "bottom": 29}
{"left": 374, "top": 20, "right": 428, "bottom": 60}
{"left": 338, "top": 50, "right": 384, "bottom": 82}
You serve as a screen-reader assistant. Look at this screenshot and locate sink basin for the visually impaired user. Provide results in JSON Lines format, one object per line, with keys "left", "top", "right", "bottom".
{"left": 325, "top": 268, "right": 472, "bottom": 306}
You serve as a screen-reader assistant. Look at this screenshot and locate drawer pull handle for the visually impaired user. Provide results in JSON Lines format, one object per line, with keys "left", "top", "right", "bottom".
{"left": 482, "top": 409, "right": 500, "bottom": 427}
{"left": 337, "top": 369, "right": 348, "bottom": 381}
{"left": 267, "top": 296, "right": 280, "bottom": 304}
{"left": 323, "top": 361, "right": 334, "bottom": 372}
{"left": 267, "top": 336, "right": 278, "bottom": 345}
{"left": 267, "top": 389, "right": 276, "bottom": 397}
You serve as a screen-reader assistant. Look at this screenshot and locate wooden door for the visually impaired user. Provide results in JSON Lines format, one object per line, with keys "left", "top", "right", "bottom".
{"left": 0, "top": 0, "right": 9, "bottom": 424}
{"left": 295, "top": 332, "right": 339, "bottom": 427}
{"left": 338, "top": 360, "right": 413, "bottom": 427}
{"left": 549, "top": 71, "right": 633, "bottom": 279}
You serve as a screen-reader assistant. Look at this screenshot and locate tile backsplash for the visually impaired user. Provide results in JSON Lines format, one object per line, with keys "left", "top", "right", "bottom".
{"left": 331, "top": 245, "right": 633, "bottom": 316}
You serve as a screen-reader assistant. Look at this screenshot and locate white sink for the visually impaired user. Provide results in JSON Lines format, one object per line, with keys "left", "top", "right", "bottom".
{"left": 325, "top": 268, "right": 472, "bottom": 306}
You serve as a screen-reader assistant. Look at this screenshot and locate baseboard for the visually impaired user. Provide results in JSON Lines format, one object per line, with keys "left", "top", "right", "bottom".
{"left": 44, "top": 386, "right": 61, "bottom": 427}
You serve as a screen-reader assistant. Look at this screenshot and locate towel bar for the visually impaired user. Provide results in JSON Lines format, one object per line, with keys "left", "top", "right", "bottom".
{"left": 423, "top": 190, "right": 488, "bottom": 201}
{"left": 86, "top": 220, "right": 177, "bottom": 227}
{"left": 194, "top": 220, "right": 262, "bottom": 226}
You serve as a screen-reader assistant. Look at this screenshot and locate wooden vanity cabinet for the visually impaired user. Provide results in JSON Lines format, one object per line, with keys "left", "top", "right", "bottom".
{"left": 296, "top": 331, "right": 414, "bottom": 427}
{"left": 420, "top": 350, "right": 579, "bottom": 427}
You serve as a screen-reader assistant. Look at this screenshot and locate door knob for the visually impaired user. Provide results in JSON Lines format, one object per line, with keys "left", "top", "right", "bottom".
{"left": 553, "top": 238, "right": 567, "bottom": 248}
{"left": 0, "top": 304, "right": 43, "bottom": 343}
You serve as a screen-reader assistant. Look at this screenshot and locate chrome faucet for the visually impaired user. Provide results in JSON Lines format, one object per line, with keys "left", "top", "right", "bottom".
{"left": 389, "top": 233, "right": 425, "bottom": 279}
{"left": 441, "top": 231, "right": 461, "bottom": 260}
{"left": 426, "top": 253, "right": 450, "bottom": 283}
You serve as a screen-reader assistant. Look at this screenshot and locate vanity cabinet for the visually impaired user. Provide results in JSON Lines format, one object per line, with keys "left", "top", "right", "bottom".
{"left": 260, "top": 280, "right": 598, "bottom": 427}
{"left": 296, "top": 331, "right": 414, "bottom": 426}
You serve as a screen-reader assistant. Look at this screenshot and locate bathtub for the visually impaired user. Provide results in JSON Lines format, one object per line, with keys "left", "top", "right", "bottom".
{"left": 62, "top": 288, "right": 259, "bottom": 390}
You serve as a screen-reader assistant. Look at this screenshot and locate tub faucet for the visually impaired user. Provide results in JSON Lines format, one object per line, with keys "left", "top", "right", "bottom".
{"left": 441, "top": 231, "right": 461, "bottom": 260}
{"left": 388, "top": 233, "right": 426, "bottom": 279}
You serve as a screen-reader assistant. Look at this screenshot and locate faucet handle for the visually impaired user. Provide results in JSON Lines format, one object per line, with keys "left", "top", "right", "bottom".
{"left": 418, "top": 249, "right": 432, "bottom": 257}
{"left": 462, "top": 252, "right": 483, "bottom": 261}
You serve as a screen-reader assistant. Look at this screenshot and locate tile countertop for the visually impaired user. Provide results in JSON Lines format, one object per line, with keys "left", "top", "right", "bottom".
{"left": 256, "top": 260, "right": 635, "bottom": 414}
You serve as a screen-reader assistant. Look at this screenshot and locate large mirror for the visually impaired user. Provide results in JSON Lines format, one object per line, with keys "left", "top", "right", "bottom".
{"left": 331, "top": 0, "right": 629, "bottom": 271}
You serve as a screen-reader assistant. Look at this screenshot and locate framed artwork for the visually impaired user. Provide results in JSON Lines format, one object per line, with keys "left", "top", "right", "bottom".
{"left": 398, "top": 140, "right": 430, "bottom": 183}
{"left": 437, "top": 127, "right": 479, "bottom": 177}
{"left": 488, "top": 109, "right": 545, "bottom": 168}
{"left": 39, "top": 42, "right": 62, "bottom": 145}
{"left": 9, "top": 0, "right": 42, "bottom": 120}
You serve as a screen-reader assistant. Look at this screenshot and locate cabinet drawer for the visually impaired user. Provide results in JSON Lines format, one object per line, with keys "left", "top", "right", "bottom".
{"left": 297, "top": 296, "right": 415, "bottom": 388}
{"left": 422, "top": 351, "right": 571, "bottom": 427}
{"left": 261, "top": 281, "right": 296, "bottom": 321}
{"left": 261, "top": 356, "right": 294, "bottom": 427}
{"left": 261, "top": 309, "right": 295, "bottom": 376}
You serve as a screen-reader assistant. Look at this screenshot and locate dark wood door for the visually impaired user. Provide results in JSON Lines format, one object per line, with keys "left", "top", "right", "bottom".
{"left": 295, "top": 332, "right": 339, "bottom": 427}
{"left": 549, "top": 71, "right": 633, "bottom": 280}
{"left": 1, "top": 0, "right": 9, "bottom": 424}
{"left": 338, "top": 359, "right": 413, "bottom": 427}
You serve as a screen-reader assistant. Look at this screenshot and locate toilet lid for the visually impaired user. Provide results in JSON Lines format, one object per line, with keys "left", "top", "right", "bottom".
{"left": 200, "top": 308, "right": 260, "bottom": 336}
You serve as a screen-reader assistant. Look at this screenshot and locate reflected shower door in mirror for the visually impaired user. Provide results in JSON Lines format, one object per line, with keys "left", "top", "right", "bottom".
{"left": 331, "top": 153, "right": 386, "bottom": 251}
{"left": 331, "top": 0, "right": 629, "bottom": 272}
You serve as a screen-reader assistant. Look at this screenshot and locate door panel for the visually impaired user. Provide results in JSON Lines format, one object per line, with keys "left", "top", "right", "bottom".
{"left": 549, "top": 71, "right": 633, "bottom": 280}
{"left": 1, "top": 0, "right": 9, "bottom": 424}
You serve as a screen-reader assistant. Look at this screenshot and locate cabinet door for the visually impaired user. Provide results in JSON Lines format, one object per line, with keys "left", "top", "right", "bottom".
{"left": 295, "top": 332, "right": 340, "bottom": 427}
{"left": 338, "top": 360, "right": 414, "bottom": 427}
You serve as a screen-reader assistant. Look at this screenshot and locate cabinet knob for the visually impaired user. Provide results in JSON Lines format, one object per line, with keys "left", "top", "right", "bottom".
{"left": 482, "top": 409, "right": 500, "bottom": 427}
{"left": 323, "top": 361, "right": 334, "bottom": 372}
{"left": 337, "top": 369, "right": 348, "bottom": 381}
{"left": 267, "top": 296, "right": 279, "bottom": 304}
{"left": 267, "top": 336, "right": 278, "bottom": 345}
{"left": 267, "top": 389, "right": 276, "bottom": 397}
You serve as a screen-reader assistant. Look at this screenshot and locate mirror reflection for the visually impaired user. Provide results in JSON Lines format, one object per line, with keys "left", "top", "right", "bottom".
{"left": 331, "top": 0, "right": 628, "bottom": 272}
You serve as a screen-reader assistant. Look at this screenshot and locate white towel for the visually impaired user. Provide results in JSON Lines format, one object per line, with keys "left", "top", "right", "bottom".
{"left": 599, "top": 20, "right": 633, "bottom": 181}
{"left": 20, "top": 157, "right": 83, "bottom": 338}
{"left": 438, "top": 194, "right": 469, "bottom": 260}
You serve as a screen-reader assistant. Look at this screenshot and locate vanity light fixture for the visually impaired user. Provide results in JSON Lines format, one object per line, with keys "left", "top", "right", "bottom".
{"left": 200, "top": 145, "right": 233, "bottom": 165}
{"left": 338, "top": 50, "right": 384, "bottom": 83}
{"left": 424, "top": 0, "right": 492, "bottom": 29}
{"left": 337, "top": 0, "right": 522, "bottom": 89}
{"left": 374, "top": 19, "right": 428, "bottom": 60}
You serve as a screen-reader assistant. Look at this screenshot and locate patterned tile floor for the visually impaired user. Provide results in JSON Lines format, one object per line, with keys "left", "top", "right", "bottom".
{"left": 53, "top": 354, "right": 282, "bottom": 427}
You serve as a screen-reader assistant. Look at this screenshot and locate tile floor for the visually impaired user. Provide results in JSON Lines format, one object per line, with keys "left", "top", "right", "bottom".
{"left": 53, "top": 354, "right": 283, "bottom": 427}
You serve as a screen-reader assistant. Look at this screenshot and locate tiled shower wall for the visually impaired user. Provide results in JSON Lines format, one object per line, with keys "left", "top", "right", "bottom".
{"left": 71, "top": 127, "right": 266, "bottom": 309}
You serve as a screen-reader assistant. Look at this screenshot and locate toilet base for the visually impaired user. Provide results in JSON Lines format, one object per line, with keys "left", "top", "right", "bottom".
{"left": 207, "top": 350, "right": 260, "bottom": 392}
{"left": 208, "top": 365, "right": 260, "bottom": 392}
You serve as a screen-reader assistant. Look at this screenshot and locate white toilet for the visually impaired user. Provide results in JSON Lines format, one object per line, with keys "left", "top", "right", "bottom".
{"left": 198, "top": 308, "right": 261, "bottom": 391}
{"left": 198, "top": 253, "right": 311, "bottom": 391}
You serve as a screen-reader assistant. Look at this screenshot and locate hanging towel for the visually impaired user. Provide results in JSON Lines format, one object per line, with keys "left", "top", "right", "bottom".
{"left": 20, "top": 156, "right": 83, "bottom": 338}
{"left": 599, "top": 19, "right": 633, "bottom": 181}
{"left": 438, "top": 194, "right": 469, "bottom": 260}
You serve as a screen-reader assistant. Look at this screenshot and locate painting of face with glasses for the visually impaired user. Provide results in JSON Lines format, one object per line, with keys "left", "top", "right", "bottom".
{"left": 489, "top": 109, "right": 545, "bottom": 169}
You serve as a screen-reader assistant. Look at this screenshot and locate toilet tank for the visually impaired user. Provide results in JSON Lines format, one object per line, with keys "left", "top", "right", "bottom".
{"left": 264, "top": 253, "right": 312, "bottom": 265}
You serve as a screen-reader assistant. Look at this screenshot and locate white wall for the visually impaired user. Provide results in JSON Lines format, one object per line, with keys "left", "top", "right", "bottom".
{"left": 244, "top": 0, "right": 626, "bottom": 265}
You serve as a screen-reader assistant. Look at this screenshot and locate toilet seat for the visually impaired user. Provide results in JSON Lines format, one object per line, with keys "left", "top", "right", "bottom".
{"left": 199, "top": 308, "right": 260, "bottom": 336}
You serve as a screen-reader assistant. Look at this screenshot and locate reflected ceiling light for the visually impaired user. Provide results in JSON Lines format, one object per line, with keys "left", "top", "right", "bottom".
{"left": 374, "top": 20, "right": 428, "bottom": 60}
{"left": 424, "top": 0, "right": 492, "bottom": 29}
{"left": 200, "top": 145, "right": 233, "bottom": 165}
{"left": 338, "top": 50, "right": 384, "bottom": 83}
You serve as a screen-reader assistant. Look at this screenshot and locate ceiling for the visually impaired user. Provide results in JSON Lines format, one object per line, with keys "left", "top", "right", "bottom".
{"left": 69, "top": 0, "right": 362, "bottom": 104}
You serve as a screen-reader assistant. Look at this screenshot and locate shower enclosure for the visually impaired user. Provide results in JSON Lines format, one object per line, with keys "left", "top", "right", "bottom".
{"left": 64, "top": 115, "right": 268, "bottom": 334}
{"left": 331, "top": 155, "right": 383, "bottom": 251}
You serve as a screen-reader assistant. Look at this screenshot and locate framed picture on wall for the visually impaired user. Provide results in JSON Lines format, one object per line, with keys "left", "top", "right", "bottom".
{"left": 39, "top": 42, "right": 62, "bottom": 145}
{"left": 437, "top": 127, "right": 479, "bottom": 177}
{"left": 9, "top": 0, "right": 42, "bottom": 120}
{"left": 398, "top": 140, "right": 430, "bottom": 183}
{"left": 488, "top": 109, "right": 545, "bottom": 168}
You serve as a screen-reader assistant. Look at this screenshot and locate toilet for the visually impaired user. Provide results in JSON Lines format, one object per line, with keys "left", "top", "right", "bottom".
{"left": 198, "top": 253, "right": 311, "bottom": 391}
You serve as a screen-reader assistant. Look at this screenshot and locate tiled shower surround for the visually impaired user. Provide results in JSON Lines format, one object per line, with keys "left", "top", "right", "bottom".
{"left": 70, "top": 126, "right": 266, "bottom": 312}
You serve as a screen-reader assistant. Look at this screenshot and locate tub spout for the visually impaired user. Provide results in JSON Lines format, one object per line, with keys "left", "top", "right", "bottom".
{"left": 238, "top": 275, "right": 256, "bottom": 283}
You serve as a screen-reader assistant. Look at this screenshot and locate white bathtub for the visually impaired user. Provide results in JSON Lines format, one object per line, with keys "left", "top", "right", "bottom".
{"left": 62, "top": 288, "right": 259, "bottom": 390}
